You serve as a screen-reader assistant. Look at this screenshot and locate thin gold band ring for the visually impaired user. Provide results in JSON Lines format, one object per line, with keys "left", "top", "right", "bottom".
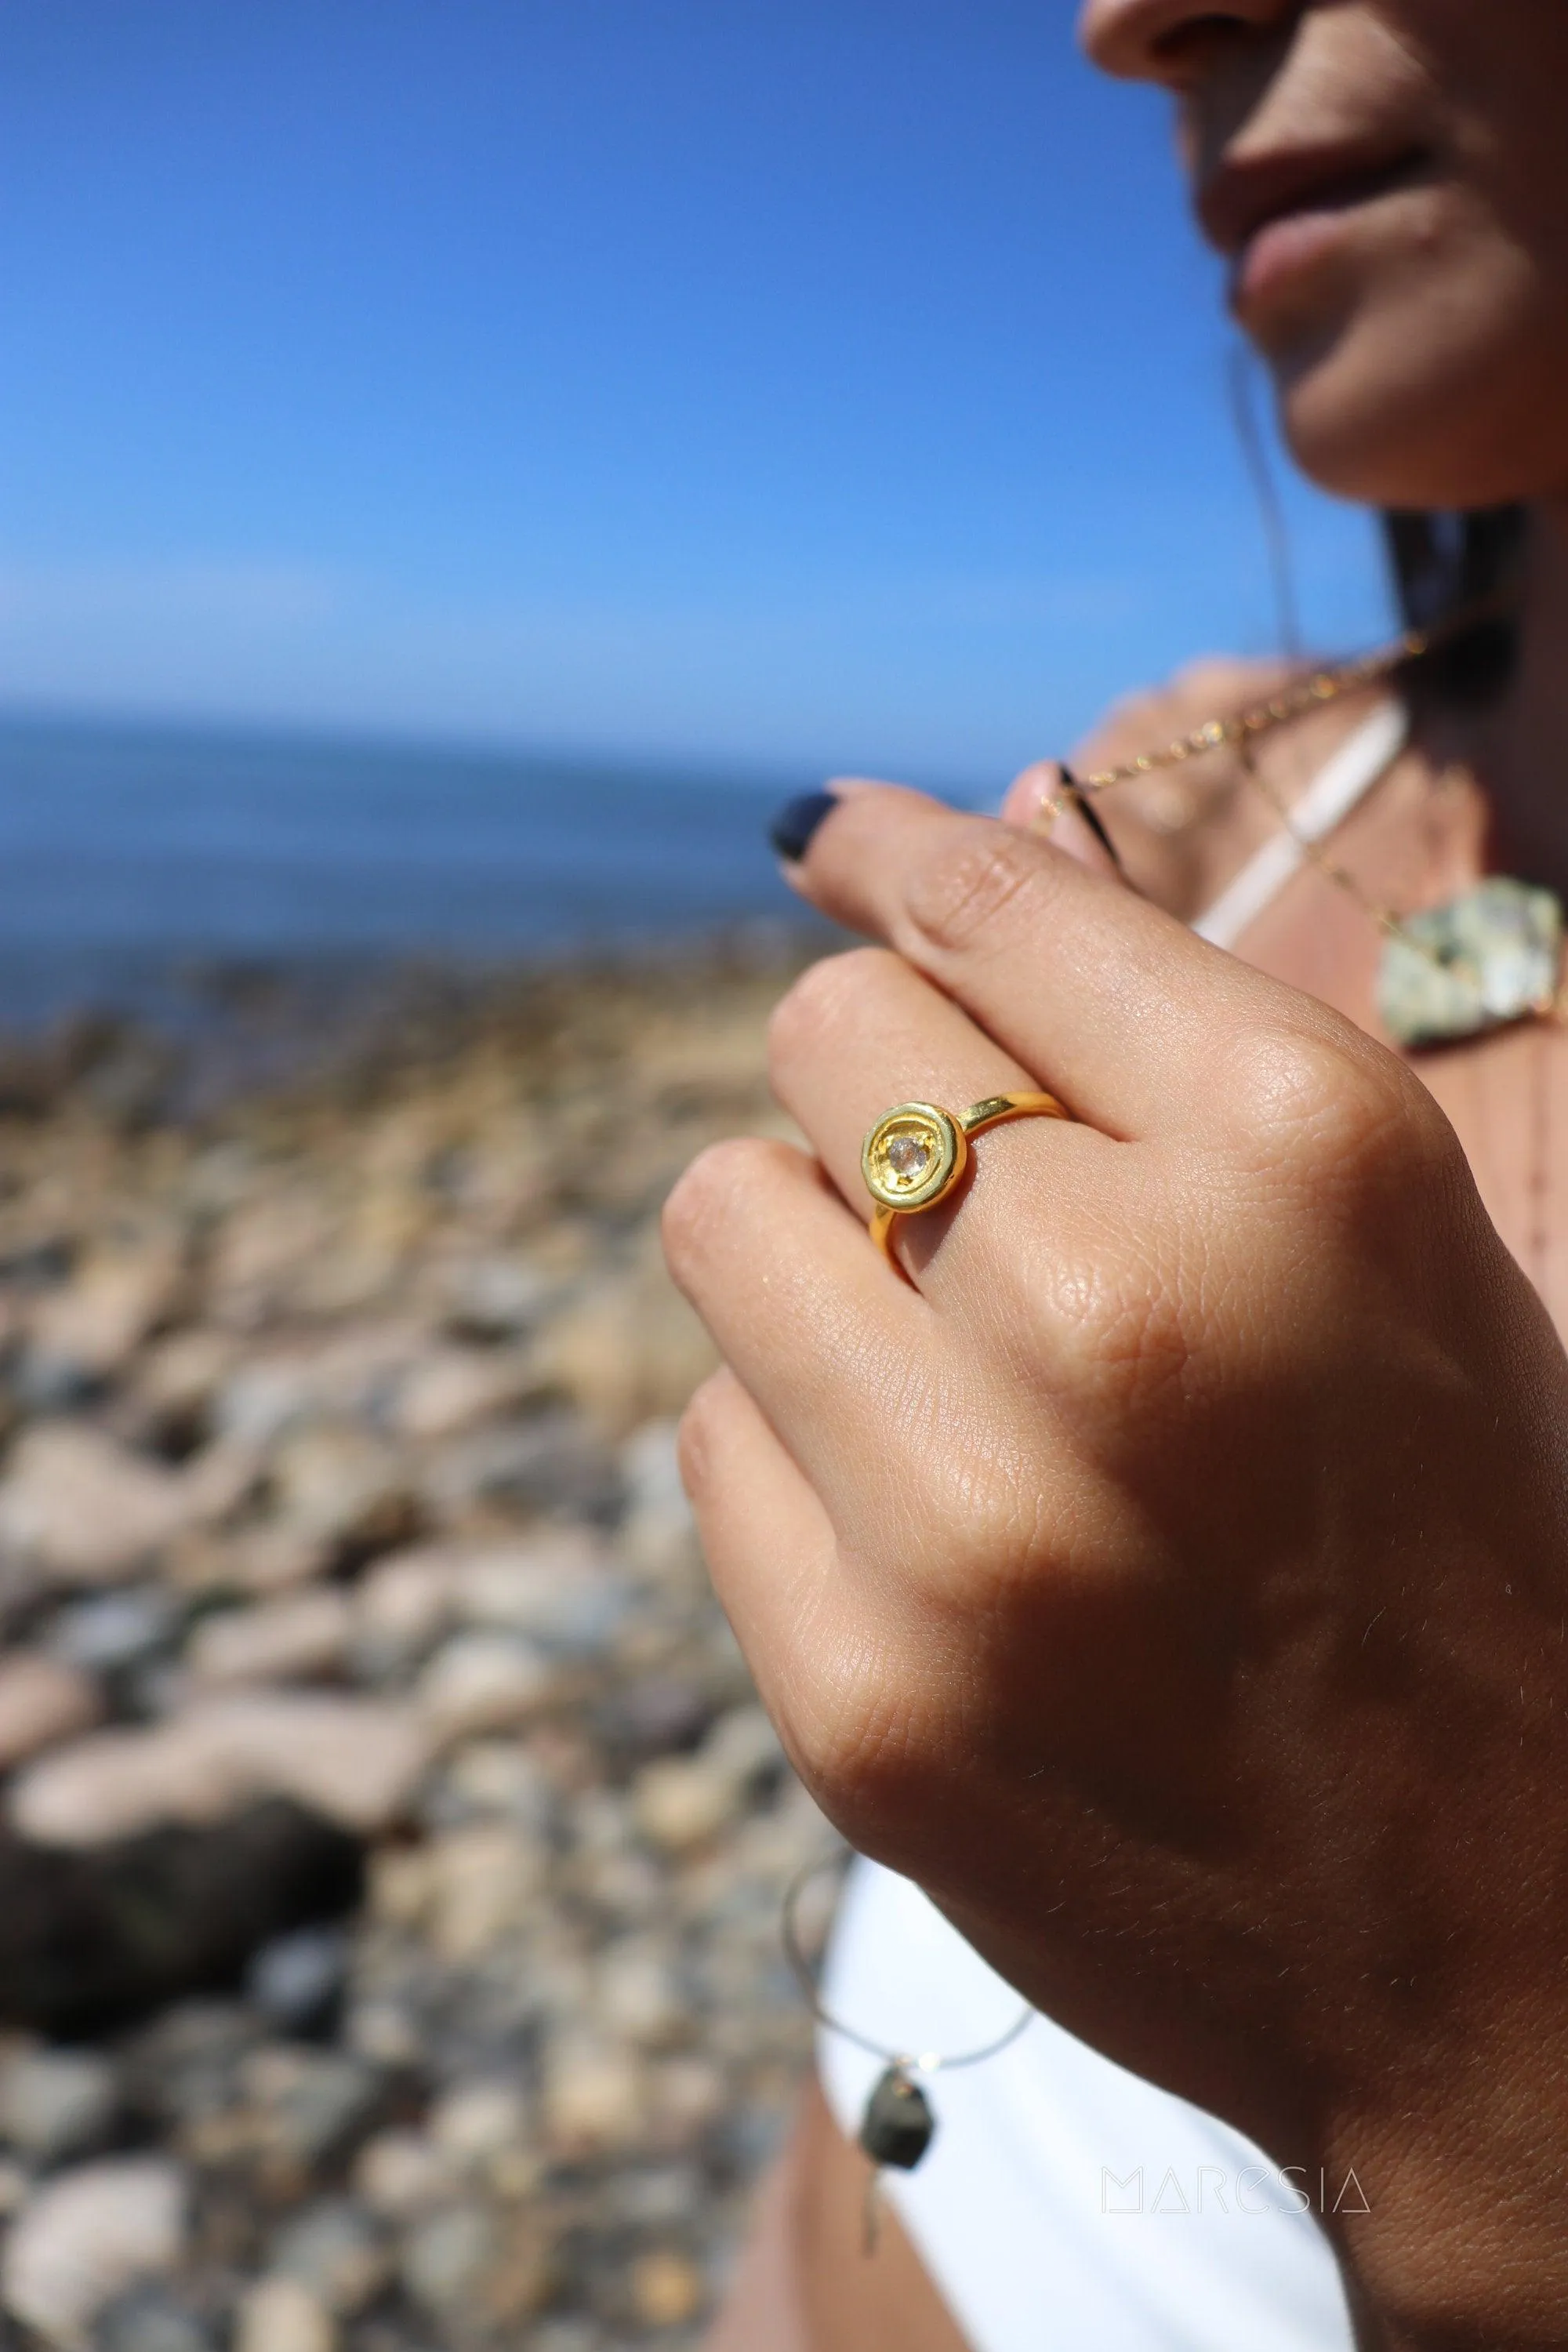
{"left": 862, "top": 1091, "right": 1073, "bottom": 1264}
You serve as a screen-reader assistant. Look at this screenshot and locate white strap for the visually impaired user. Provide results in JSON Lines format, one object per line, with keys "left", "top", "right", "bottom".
{"left": 1193, "top": 698, "right": 1410, "bottom": 950}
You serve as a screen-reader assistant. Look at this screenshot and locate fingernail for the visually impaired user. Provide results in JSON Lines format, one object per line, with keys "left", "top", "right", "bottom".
{"left": 768, "top": 789, "right": 839, "bottom": 864}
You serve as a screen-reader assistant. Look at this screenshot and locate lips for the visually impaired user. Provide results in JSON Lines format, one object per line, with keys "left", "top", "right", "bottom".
{"left": 1200, "top": 143, "right": 1433, "bottom": 265}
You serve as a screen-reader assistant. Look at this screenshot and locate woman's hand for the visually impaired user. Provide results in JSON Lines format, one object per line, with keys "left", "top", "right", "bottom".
{"left": 662, "top": 785, "right": 1568, "bottom": 2350}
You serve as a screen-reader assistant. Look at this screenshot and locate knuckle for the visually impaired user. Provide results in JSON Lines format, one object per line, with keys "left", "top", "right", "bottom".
{"left": 1037, "top": 1231, "right": 1200, "bottom": 1417}
{"left": 1225, "top": 1022, "right": 1464, "bottom": 1222}
{"left": 660, "top": 1136, "right": 767, "bottom": 1279}
{"left": 767, "top": 946, "right": 902, "bottom": 1078}
{"left": 674, "top": 1371, "right": 730, "bottom": 1503}
{"left": 790, "top": 1637, "right": 939, "bottom": 1857}
{"left": 900, "top": 820, "right": 1049, "bottom": 956}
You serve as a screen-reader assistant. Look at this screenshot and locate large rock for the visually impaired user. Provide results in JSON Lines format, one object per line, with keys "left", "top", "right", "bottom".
{"left": 10, "top": 1694, "right": 428, "bottom": 1846}
{"left": 0, "top": 1802, "right": 362, "bottom": 2036}
{"left": 1, "top": 2156, "right": 186, "bottom": 2347}
{"left": 0, "top": 1654, "right": 100, "bottom": 1770}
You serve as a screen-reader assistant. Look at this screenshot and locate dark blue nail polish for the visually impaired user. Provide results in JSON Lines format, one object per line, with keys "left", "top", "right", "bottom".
{"left": 768, "top": 790, "right": 839, "bottom": 864}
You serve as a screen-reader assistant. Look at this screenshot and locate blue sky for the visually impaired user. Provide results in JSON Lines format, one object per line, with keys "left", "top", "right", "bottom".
{"left": 1, "top": 0, "right": 1394, "bottom": 790}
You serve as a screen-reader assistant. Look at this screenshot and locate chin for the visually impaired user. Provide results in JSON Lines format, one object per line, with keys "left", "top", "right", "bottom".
{"left": 1255, "top": 253, "right": 1568, "bottom": 513}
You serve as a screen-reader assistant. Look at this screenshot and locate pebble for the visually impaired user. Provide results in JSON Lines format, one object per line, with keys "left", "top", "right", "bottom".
{"left": 26, "top": 1246, "right": 183, "bottom": 1385}
{"left": 648, "top": 2056, "right": 728, "bottom": 2150}
{"left": 187, "top": 1590, "right": 353, "bottom": 1686}
{"left": 432, "top": 1737, "right": 551, "bottom": 1829}
{"left": 353, "top": 1548, "right": 459, "bottom": 1669}
{"left": 419, "top": 1410, "right": 619, "bottom": 1526}
{"left": 390, "top": 1347, "right": 541, "bottom": 1441}
{"left": 96, "top": 2282, "right": 213, "bottom": 2352}
{"left": 9, "top": 1694, "right": 427, "bottom": 1844}
{"left": 416, "top": 1632, "right": 553, "bottom": 1744}
{"left": 630, "top": 2248, "right": 705, "bottom": 2330}
{"left": 269, "top": 1423, "right": 413, "bottom": 1557}
{"left": 0, "top": 1653, "right": 100, "bottom": 1771}
{"left": 595, "top": 1939, "right": 689, "bottom": 2051}
{"left": 233, "top": 2277, "right": 335, "bottom": 2352}
{"left": 426, "top": 2080, "right": 532, "bottom": 2173}
{"left": 539, "top": 1271, "right": 717, "bottom": 1438}
{"left": 238, "top": 2048, "right": 381, "bottom": 2170}
{"left": 204, "top": 1691, "right": 429, "bottom": 1831}
{"left": 245, "top": 1926, "right": 350, "bottom": 2036}
{"left": 397, "top": 2203, "right": 498, "bottom": 2325}
{"left": 365, "top": 1844, "right": 436, "bottom": 1931}
{"left": 543, "top": 2036, "right": 648, "bottom": 2159}
{"left": 0, "top": 953, "right": 820, "bottom": 2347}
{"left": 632, "top": 1756, "right": 737, "bottom": 1856}
{"left": 632, "top": 1706, "right": 782, "bottom": 1855}
{"left": 458, "top": 1540, "right": 633, "bottom": 1657}
{"left": 436, "top": 1250, "right": 550, "bottom": 1341}
{"left": 8, "top": 1722, "right": 250, "bottom": 1844}
{"left": 0, "top": 2045, "right": 120, "bottom": 2163}
{"left": 1, "top": 2156, "right": 187, "bottom": 2347}
{"left": 351, "top": 2129, "right": 450, "bottom": 2220}
{"left": 47, "top": 1588, "right": 176, "bottom": 1676}
{"left": 425, "top": 1824, "right": 547, "bottom": 1963}
{"left": 268, "top": 2199, "right": 388, "bottom": 2314}
{"left": 0, "top": 1425, "right": 194, "bottom": 1585}
{"left": 132, "top": 1328, "right": 238, "bottom": 1435}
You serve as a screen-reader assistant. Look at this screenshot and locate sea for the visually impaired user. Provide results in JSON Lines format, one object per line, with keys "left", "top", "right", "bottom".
{"left": 0, "top": 711, "right": 989, "bottom": 1045}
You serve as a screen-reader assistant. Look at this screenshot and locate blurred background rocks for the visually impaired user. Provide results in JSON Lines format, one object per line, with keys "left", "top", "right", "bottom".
{"left": 0, "top": 943, "right": 833, "bottom": 2352}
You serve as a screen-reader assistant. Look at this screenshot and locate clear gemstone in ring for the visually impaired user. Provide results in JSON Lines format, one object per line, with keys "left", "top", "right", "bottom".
{"left": 862, "top": 1104, "right": 964, "bottom": 1214}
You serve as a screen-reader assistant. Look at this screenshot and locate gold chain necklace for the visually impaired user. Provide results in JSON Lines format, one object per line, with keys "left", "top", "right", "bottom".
{"left": 1069, "top": 624, "right": 1431, "bottom": 797}
{"left": 1034, "top": 616, "right": 1566, "bottom": 1051}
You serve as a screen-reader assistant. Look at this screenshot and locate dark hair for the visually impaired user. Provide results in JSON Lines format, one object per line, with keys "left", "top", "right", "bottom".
{"left": 1383, "top": 506, "right": 1527, "bottom": 707}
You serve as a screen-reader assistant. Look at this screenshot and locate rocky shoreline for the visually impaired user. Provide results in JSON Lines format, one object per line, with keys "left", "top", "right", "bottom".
{"left": 0, "top": 939, "right": 833, "bottom": 2352}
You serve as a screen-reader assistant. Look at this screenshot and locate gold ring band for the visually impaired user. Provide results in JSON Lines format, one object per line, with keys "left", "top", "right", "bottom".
{"left": 862, "top": 1091, "right": 1072, "bottom": 1263}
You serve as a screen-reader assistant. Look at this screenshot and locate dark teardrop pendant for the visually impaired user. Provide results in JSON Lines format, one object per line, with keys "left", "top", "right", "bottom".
{"left": 858, "top": 2063, "right": 936, "bottom": 2171}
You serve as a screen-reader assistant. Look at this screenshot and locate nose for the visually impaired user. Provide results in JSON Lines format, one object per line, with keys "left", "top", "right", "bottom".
{"left": 1078, "top": 0, "right": 1294, "bottom": 85}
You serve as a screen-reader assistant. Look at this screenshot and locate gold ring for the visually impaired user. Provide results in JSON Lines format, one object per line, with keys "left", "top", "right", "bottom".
{"left": 862, "top": 1091, "right": 1073, "bottom": 1263}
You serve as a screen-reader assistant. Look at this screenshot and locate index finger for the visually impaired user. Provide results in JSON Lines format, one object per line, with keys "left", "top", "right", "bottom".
{"left": 779, "top": 783, "right": 1331, "bottom": 1140}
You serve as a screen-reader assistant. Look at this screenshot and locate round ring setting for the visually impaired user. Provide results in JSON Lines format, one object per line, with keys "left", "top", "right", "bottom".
{"left": 862, "top": 1091, "right": 1073, "bottom": 1265}
{"left": 861, "top": 1102, "right": 967, "bottom": 1216}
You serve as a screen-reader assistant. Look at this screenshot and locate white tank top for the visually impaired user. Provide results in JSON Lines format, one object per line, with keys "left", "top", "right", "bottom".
{"left": 818, "top": 703, "right": 1410, "bottom": 2352}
